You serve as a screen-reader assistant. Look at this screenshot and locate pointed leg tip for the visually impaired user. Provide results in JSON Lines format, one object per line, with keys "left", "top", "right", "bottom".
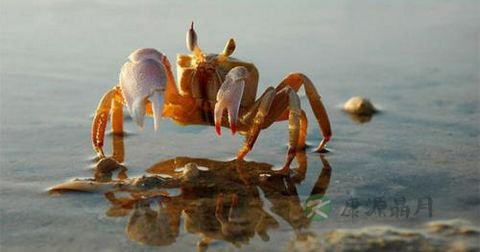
{"left": 313, "top": 136, "right": 331, "bottom": 152}
{"left": 230, "top": 124, "right": 237, "bottom": 135}
{"left": 313, "top": 146, "right": 330, "bottom": 153}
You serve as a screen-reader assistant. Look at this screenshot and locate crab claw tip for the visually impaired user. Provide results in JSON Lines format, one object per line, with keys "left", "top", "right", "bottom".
{"left": 149, "top": 90, "right": 164, "bottom": 132}
{"left": 131, "top": 99, "right": 146, "bottom": 129}
{"left": 230, "top": 123, "right": 237, "bottom": 135}
{"left": 215, "top": 122, "right": 222, "bottom": 136}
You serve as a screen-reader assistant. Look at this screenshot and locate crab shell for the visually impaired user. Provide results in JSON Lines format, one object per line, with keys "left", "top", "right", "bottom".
{"left": 169, "top": 51, "right": 259, "bottom": 129}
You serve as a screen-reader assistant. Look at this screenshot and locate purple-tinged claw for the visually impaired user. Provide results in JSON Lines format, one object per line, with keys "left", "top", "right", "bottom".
{"left": 214, "top": 66, "right": 247, "bottom": 136}
{"left": 120, "top": 48, "right": 167, "bottom": 131}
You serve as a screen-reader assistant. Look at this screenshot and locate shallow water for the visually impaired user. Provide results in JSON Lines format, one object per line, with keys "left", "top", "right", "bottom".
{"left": 1, "top": 0, "right": 479, "bottom": 251}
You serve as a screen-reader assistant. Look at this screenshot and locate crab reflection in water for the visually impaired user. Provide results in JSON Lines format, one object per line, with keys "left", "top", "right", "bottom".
{"left": 50, "top": 135, "right": 331, "bottom": 251}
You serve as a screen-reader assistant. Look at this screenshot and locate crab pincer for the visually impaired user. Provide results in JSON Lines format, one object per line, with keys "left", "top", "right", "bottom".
{"left": 214, "top": 66, "right": 248, "bottom": 135}
{"left": 120, "top": 48, "right": 167, "bottom": 131}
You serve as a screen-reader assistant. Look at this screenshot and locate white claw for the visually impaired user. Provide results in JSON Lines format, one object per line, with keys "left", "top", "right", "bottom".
{"left": 120, "top": 48, "right": 167, "bottom": 131}
{"left": 132, "top": 98, "right": 146, "bottom": 129}
{"left": 214, "top": 66, "right": 247, "bottom": 135}
{"left": 149, "top": 91, "right": 164, "bottom": 131}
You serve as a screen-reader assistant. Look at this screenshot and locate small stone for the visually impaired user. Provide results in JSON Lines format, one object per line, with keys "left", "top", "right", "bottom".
{"left": 96, "top": 157, "right": 122, "bottom": 173}
{"left": 343, "top": 96, "right": 377, "bottom": 115}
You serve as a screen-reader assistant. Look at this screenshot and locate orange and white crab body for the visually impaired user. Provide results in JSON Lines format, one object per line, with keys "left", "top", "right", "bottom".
{"left": 91, "top": 23, "right": 331, "bottom": 171}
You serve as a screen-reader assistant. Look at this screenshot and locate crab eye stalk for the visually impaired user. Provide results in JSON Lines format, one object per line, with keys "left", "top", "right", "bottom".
{"left": 186, "top": 21, "right": 198, "bottom": 51}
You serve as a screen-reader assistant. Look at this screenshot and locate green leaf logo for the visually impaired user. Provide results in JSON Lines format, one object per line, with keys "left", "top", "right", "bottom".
{"left": 304, "top": 194, "right": 332, "bottom": 222}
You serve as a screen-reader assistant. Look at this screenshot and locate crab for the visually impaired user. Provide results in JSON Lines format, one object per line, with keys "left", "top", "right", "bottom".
{"left": 91, "top": 23, "right": 332, "bottom": 171}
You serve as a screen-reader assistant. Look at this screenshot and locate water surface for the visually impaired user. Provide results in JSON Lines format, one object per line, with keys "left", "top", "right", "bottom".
{"left": 1, "top": 1, "right": 479, "bottom": 251}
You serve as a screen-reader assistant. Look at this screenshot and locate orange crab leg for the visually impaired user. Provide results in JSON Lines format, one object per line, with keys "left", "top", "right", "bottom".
{"left": 275, "top": 73, "right": 332, "bottom": 152}
{"left": 281, "top": 87, "right": 301, "bottom": 171}
{"left": 237, "top": 86, "right": 302, "bottom": 172}
{"left": 237, "top": 87, "right": 276, "bottom": 160}
{"left": 111, "top": 89, "right": 124, "bottom": 134}
{"left": 297, "top": 110, "right": 308, "bottom": 151}
{"left": 92, "top": 86, "right": 123, "bottom": 158}
{"left": 245, "top": 86, "right": 302, "bottom": 172}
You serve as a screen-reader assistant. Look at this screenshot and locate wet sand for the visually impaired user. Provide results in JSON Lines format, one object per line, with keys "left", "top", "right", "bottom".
{"left": 1, "top": 1, "right": 479, "bottom": 251}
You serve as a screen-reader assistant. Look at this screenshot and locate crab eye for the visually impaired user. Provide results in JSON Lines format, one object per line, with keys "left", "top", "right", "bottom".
{"left": 186, "top": 22, "right": 198, "bottom": 51}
